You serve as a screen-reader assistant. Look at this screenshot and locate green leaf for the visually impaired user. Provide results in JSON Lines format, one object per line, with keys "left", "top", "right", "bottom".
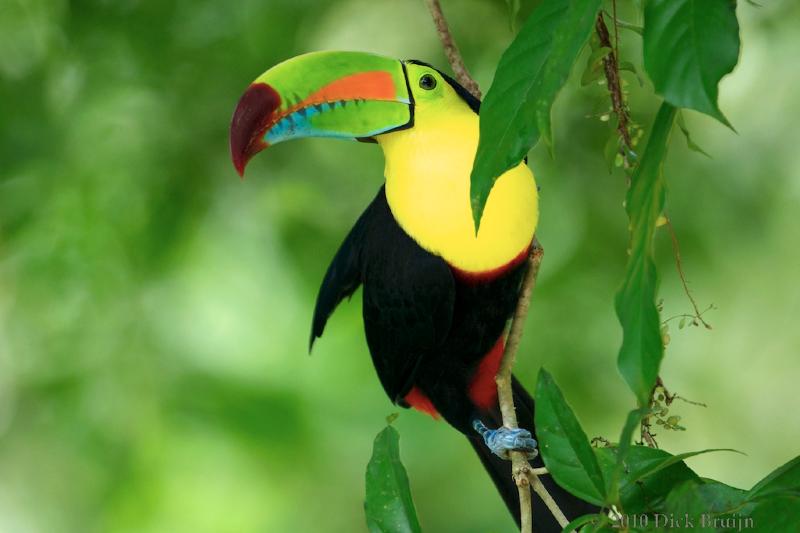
{"left": 535, "top": 368, "right": 606, "bottom": 505}
{"left": 660, "top": 458, "right": 800, "bottom": 533}
{"left": 365, "top": 424, "right": 422, "bottom": 533}
{"left": 748, "top": 455, "right": 800, "bottom": 500}
{"left": 746, "top": 493, "right": 800, "bottom": 529}
{"left": 561, "top": 513, "right": 603, "bottom": 533}
{"left": 676, "top": 111, "right": 711, "bottom": 157}
{"left": 643, "top": 0, "right": 740, "bottom": 127}
{"left": 616, "top": 18, "right": 643, "bottom": 36}
{"left": 596, "top": 445, "right": 699, "bottom": 513}
{"left": 470, "top": 0, "right": 603, "bottom": 229}
{"left": 615, "top": 102, "right": 676, "bottom": 406}
{"left": 581, "top": 46, "right": 612, "bottom": 87}
{"left": 626, "top": 448, "right": 741, "bottom": 486}
{"left": 607, "top": 409, "right": 646, "bottom": 504}
{"left": 663, "top": 479, "right": 751, "bottom": 526}
{"left": 618, "top": 61, "right": 644, "bottom": 87}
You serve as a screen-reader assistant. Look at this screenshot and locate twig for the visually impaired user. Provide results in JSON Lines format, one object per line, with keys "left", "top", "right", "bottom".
{"left": 423, "top": 0, "right": 482, "bottom": 98}
{"left": 498, "top": 242, "right": 545, "bottom": 533}
{"left": 530, "top": 471, "right": 571, "bottom": 528}
{"left": 662, "top": 305, "right": 715, "bottom": 326}
{"left": 665, "top": 216, "right": 713, "bottom": 329}
{"left": 595, "top": 9, "right": 633, "bottom": 164}
{"left": 423, "top": 4, "right": 569, "bottom": 531}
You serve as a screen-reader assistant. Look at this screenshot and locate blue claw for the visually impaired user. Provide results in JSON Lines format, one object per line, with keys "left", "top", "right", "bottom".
{"left": 473, "top": 420, "right": 538, "bottom": 460}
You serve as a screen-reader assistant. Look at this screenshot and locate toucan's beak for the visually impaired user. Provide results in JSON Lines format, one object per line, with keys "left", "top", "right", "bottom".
{"left": 230, "top": 51, "right": 412, "bottom": 177}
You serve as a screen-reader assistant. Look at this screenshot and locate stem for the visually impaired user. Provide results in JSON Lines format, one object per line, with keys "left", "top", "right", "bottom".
{"left": 498, "top": 243, "right": 569, "bottom": 530}
{"left": 423, "top": 0, "right": 482, "bottom": 99}
{"left": 423, "top": 4, "right": 569, "bottom": 531}
{"left": 595, "top": 10, "right": 633, "bottom": 161}
{"left": 497, "top": 243, "right": 544, "bottom": 533}
{"left": 530, "top": 471, "right": 571, "bottom": 528}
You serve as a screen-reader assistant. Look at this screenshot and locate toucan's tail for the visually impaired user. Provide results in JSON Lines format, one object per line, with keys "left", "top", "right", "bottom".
{"left": 468, "top": 376, "right": 599, "bottom": 532}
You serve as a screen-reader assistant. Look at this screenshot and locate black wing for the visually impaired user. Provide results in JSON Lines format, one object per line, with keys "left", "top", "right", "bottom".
{"left": 310, "top": 187, "right": 455, "bottom": 403}
{"left": 360, "top": 189, "right": 455, "bottom": 402}
{"left": 309, "top": 193, "right": 374, "bottom": 351}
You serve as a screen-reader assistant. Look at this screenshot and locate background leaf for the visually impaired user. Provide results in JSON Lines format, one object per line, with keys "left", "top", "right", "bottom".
{"left": 615, "top": 102, "right": 676, "bottom": 406}
{"left": 505, "top": 0, "right": 521, "bottom": 31}
{"left": 470, "top": 0, "right": 603, "bottom": 228}
{"left": 643, "top": 0, "right": 740, "bottom": 127}
{"left": 365, "top": 424, "right": 422, "bottom": 533}
{"left": 535, "top": 369, "right": 606, "bottom": 504}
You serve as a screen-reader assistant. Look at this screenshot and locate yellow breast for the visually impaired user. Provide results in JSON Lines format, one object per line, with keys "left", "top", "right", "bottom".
{"left": 377, "top": 103, "right": 538, "bottom": 273}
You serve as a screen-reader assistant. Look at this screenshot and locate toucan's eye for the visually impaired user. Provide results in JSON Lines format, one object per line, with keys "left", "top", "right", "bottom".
{"left": 419, "top": 74, "right": 437, "bottom": 90}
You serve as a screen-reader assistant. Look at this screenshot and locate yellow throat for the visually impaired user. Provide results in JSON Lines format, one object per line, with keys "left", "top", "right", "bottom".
{"left": 377, "top": 94, "right": 538, "bottom": 273}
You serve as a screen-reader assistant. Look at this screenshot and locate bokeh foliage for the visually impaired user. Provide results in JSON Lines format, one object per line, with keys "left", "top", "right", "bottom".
{"left": 1, "top": 1, "right": 799, "bottom": 532}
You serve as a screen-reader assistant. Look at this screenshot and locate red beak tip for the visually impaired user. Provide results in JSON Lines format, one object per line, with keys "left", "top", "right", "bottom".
{"left": 233, "top": 156, "right": 246, "bottom": 178}
{"left": 229, "top": 82, "right": 281, "bottom": 178}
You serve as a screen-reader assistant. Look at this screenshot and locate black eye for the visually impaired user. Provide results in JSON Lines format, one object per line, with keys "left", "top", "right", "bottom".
{"left": 419, "top": 74, "right": 437, "bottom": 90}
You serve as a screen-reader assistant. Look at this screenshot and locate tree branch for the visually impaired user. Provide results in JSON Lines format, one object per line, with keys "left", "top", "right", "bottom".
{"left": 423, "top": 0, "right": 482, "bottom": 99}
{"left": 497, "top": 242, "right": 544, "bottom": 533}
{"left": 423, "top": 4, "right": 569, "bottom": 531}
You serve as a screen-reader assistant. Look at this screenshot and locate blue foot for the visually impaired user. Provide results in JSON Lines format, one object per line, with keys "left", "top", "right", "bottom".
{"left": 473, "top": 420, "right": 538, "bottom": 460}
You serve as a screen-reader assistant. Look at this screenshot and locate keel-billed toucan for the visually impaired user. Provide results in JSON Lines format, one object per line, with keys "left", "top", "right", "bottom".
{"left": 230, "top": 51, "right": 596, "bottom": 530}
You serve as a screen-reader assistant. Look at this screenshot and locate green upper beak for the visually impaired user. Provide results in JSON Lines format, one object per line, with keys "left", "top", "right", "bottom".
{"left": 230, "top": 51, "right": 412, "bottom": 176}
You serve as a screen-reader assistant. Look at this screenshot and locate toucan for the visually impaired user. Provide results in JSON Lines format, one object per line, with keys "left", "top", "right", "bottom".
{"left": 230, "top": 51, "right": 597, "bottom": 530}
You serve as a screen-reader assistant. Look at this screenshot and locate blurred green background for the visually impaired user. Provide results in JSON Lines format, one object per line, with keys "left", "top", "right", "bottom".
{"left": 1, "top": 1, "right": 798, "bottom": 532}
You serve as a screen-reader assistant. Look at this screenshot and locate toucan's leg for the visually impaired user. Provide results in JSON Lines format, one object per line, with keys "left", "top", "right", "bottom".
{"left": 472, "top": 419, "right": 539, "bottom": 460}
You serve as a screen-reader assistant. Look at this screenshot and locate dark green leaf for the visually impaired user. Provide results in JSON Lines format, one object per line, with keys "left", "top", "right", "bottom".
{"left": 561, "top": 513, "right": 603, "bottom": 533}
{"left": 535, "top": 368, "right": 606, "bottom": 504}
{"left": 746, "top": 493, "right": 800, "bottom": 529}
{"left": 596, "top": 446, "right": 699, "bottom": 513}
{"left": 677, "top": 111, "right": 711, "bottom": 157}
{"left": 627, "top": 448, "right": 741, "bottom": 485}
{"left": 607, "top": 409, "right": 646, "bottom": 504}
{"left": 748, "top": 455, "right": 800, "bottom": 500}
{"left": 365, "top": 425, "right": 422, "bottom": 533}
{"left": 615, "top": 102, "right": 676, "bottom": 406}
{"left": 643, "top": 0, "right": 740, "bottom": 127}
{"left": 470, "top": 0, "right": 603, "bottom": 229}
{"left": 663, "top": 479, "right": 751, "bottom": 528}
{"left": 580, "top": 521, "right": 616, "bottom": 533}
